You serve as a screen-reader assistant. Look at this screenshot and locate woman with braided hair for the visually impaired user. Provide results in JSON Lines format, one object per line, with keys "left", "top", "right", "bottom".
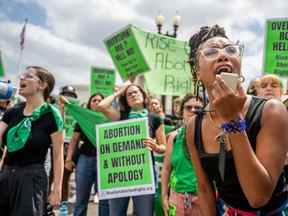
{"left": 185, "top": 25, "right": 288, "bottom": 215}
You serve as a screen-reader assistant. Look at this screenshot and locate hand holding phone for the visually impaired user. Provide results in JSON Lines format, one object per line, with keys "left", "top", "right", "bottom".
{"left": 220, "top": 72, "right": 240, "bottom": 91}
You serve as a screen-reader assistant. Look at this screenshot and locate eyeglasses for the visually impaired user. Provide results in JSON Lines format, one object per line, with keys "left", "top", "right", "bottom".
{"left": 184, "top": 105, "right": 202, "bottom": 112}
{"left": 127, "top": 90, "right": 140, "bottom": 98}
{"left": 199, "top": 45, "right": 241, "bottom": 60}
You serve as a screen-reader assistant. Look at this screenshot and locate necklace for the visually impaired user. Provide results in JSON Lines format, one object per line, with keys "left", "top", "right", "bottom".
{"left": 207, "top": 111, "right": 219, "bottom": 129}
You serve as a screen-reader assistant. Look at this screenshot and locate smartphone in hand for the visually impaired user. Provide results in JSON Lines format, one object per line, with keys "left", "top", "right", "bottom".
{"left": 220, "top": 72, "right": 239, "bottom": 91}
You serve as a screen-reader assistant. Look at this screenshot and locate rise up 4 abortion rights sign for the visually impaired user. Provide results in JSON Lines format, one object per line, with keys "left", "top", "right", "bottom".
{"left": 96, "top": 118, "right": 155, "bottom": 200}
{"left": 104, "top": 25, "right": 192, "bottom": 96}
{"left": 264, "top": 18, "right": 288, "bottom": 76}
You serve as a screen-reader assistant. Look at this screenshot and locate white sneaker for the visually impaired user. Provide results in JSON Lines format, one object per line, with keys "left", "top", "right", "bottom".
{"left": 94, "top": 194, "right": 99, "bottom": 203}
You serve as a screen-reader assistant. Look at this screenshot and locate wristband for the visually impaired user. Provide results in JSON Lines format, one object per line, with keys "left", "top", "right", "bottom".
{"left": 220, "top": 117, "right": 246, "bottom": 134}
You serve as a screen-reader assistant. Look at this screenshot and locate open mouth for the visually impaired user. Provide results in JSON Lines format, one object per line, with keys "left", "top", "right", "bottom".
{"left": 215, "top": 65, "right": 233, "bottom": 74}
{"left": 19, "top": 83, "right": 27, "bottom": 89}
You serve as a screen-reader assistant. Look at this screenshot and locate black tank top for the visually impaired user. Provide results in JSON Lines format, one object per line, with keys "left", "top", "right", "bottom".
{"left": 194, "top": 96, "right": 287, "bottom": 211}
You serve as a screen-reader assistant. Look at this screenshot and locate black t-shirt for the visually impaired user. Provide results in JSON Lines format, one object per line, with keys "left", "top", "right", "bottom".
{"left": 2, "top": 103, "right": 60, "bottom": 166}
{"left": 74, "top": 123, "right": 96, "bottom": 157}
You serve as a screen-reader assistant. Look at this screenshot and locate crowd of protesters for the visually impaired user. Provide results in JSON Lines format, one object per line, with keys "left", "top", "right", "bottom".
{"left": 0, "top": 24, "right": 287, "bottom": 216}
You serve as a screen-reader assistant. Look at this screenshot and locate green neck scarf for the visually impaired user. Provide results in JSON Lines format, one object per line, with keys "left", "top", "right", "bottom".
{"left": 128, "top": 108, "right": 148, "bottom": 119}
{"left": 7, "top": 102, "right": 63, "bottom": 152}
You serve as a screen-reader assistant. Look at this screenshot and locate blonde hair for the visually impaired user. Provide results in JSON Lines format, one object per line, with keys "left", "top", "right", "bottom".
{"left": 259, "top": 74, "right": 283, "bottom": 90}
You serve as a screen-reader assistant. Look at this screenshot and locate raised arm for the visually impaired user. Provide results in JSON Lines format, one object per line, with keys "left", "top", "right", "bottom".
{"left": 228, "top": 99, "right": 288, "bottom": 207}
{"left": 96, "top": 92, "right": 121, "bottom": 121}
{"left": 186, "top": 117, "right": 216, "bottom": 216}
{"left": 96, "top": 82, "right": 130, "bottom": 121}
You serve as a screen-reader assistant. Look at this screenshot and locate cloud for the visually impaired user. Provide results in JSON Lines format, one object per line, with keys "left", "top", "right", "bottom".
{"left": 0, "top": 15, "right": 113, "bottom": 92}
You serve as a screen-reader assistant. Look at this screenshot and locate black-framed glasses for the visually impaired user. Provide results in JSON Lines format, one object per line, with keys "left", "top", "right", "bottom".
{"left": 199, "top": 44, "right": 241, "bottom": 60}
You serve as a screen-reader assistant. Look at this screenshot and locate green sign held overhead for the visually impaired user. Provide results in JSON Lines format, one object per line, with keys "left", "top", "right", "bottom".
{"left": 90, "top": 67, "right": 115, "bottom": 96}
{"left": 264, "top": 18, "right": 288, "bottom": 76}
{"left": 104, "top": 26, "right": 150, "bottom": 80}
{"left": 104, "top": 25, "right": 192, "bottom": 96}
{"left": 96, "top": 118, "right": 155, "bottom": 200}
{"left": 133, "top": 26, "right": 192, "bottom": 96}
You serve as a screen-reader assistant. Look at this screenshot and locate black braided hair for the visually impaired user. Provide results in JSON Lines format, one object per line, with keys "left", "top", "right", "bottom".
{"left": 188, "top": 25, "right": 228, "bottom": 83}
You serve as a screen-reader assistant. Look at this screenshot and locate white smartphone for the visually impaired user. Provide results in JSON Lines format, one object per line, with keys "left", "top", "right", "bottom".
{"left": 220, "top": 72, "right": 239, "bottom": 91}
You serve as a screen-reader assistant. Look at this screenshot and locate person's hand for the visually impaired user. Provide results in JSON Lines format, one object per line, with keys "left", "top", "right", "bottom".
{"left": 64, "top": 160, "right": 75, "bottom": 171}
{"left": 143, "top": 137, "right": 158, "bottom": 151}
{"left": 162, "top": 195, "right": 169, "bottom": 216}
{"left": 58, "top": 96, "right": 68, "bottom": 113}
{"left": 212, "top": 75, "right": 246, "bottom": 122}
{"left": 114, "top": 81, "right": 131, "bottom": 98}
{"left": 48, "top": 189, "right": 61, "bottom": 207}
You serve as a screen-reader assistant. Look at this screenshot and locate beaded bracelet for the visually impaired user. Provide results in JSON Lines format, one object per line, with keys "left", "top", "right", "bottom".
{"left": 220, "top": 117, "right": 247, "bottom": 133}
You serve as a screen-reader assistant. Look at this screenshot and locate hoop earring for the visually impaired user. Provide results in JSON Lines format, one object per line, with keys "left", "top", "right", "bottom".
{"left": 195, "top": 79, "right": 207, "bottom": 108}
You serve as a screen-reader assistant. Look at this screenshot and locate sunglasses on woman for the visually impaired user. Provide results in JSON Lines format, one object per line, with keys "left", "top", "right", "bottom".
{"left": 184, "top": 105, "right": 202, "bottom": 112}
{"left": 199, "top": 44, "right": 241, "bottom": 60}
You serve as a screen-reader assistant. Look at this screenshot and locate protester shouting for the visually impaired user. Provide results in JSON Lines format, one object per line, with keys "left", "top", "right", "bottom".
{"left": 0, "top": 66, "right": 64, "bottom": 215}
{"left": 185, "top": 25, "right": 288, "bottom": 215}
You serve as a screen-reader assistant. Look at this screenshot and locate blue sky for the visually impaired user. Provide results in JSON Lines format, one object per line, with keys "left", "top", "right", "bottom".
{"left": 1, "top": 0, "right": 47, "bottom": 27}
{"left": 0, "top": 0, "right": 287, "bottom": 95}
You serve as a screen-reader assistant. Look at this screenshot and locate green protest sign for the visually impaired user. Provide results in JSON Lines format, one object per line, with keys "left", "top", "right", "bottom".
{"left": 264, "top": 18, "right": 288, "bottom": 76}
{"left": 90, "top": 66, "right": 115, "bottom": 96}
{"left": 104, "top": 25, "right": 150, "bottom": 80}
{"left": 0, "top": 50, "right": 5, "bottom": 77}
{"left": 104, "top": 25, "right": 192, "bottom": 96}
{"left": 133, "top": 26, "right": 192, "bottom": 96}
{"left": 96, "top": 118, "right": 155, "bottom": 199}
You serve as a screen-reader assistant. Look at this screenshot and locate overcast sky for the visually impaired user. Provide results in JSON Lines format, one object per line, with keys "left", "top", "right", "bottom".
{"left": 0, "top": 0, "right": 287, "bottom": 94}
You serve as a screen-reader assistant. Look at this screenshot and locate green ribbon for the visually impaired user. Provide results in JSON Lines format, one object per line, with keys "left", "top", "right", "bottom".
{"left": 6, "top": 103, "right": 63, "bottom": 152}
{"left": 128, "top": 109, "right": 148, "bottom": 119}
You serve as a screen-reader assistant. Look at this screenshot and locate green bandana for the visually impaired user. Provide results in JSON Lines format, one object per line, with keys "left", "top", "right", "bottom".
{"left": 128, "top": 109, "right": 148, "bottom": 119}
{"left": 6, "top": 103, "right": 64, "bottom": 152}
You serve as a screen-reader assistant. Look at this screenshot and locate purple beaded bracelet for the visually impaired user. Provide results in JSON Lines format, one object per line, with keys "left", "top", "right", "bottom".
{"left": 220, "top": 117, "right": 247, "bottom": 133}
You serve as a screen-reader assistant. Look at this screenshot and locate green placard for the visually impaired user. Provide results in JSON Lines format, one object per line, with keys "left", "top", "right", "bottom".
{"left": 90, "top": 66, "right": 115, "bottom": 96}
{"left": 96, "top": 118, "right": 155, "bottom": 200}
{"left": 104, "top": 25, "right": 150, "bottom": 80}
{"left": 104, "top": 25, "right": 192, "bottom": 96}
{"left": 264, "top": 18, "right": 288, "bottom": 76}
{"left": 133, "top": 26, "right": 192, "bottom": 96}
{"left": 0, "top": 51, "right": 5, "bottom": 77}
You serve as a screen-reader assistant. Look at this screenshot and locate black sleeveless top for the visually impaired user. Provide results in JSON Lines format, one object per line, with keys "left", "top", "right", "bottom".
{"left": 194, "top": 96, "right": 287, "bottom": 211}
